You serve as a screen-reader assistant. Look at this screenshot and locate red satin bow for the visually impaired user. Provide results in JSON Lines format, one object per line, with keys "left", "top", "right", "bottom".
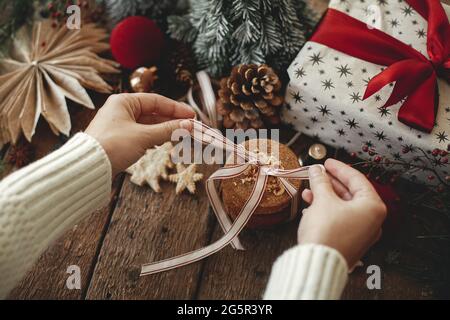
{"left": 310, "top": 0, "right": 449, "bottom": 133}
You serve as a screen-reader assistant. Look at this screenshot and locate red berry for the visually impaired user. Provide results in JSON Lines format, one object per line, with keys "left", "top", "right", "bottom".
{"left": 374, "top": 156, "right": 382, "bottom": 163}
{"left": 350, "top": 152, "right": 357, "bottom": 158}
{"left": 428, "top": 175, "right": 435, "bottom": 181}
{"left": 432, "top": 149, "right": 440, "bottom": 157}
{"left": 440, "top": 150, "right": 448, "bottom": 157}
{"left": 362, "top": 145, "right": 369, "bottom": 153}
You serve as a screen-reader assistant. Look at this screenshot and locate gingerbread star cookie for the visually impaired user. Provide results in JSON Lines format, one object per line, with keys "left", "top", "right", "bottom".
{"left": 169, "top": 164, "right": 204, "bottom": 195}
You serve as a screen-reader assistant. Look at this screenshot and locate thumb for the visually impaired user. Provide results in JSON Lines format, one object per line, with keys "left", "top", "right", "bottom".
{"left": 140, "top": 119, "right": 193, "bottom": 148}
{"left": 308, "top": 165, "right": 334, "bottom": 197}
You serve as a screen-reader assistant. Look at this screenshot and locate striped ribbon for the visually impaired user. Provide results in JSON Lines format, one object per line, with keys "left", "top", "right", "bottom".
{"left": 140, "top": 119, "right": 315, "bottom": 276}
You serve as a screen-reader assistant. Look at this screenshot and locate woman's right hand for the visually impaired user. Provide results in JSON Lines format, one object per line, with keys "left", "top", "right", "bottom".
{"left": 298, "top": 159, "right": 387, "bottom": 269}
{"left": 85, "top": 93, "right": 195, "bottom": 177}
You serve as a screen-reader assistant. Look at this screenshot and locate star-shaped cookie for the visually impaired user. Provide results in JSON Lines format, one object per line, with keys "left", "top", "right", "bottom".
{"left": 169, "top": 164, "right": 204, "bottom": 195}
{"left": 126, "top": 142, "right": 174, "bottom": 193}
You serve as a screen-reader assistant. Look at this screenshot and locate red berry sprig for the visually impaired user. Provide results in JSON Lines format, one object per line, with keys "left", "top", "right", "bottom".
{"left": 40, "top": 0, "right": 103, "bottom": 25}
{"left": 351, "top": 143, "right": 449, "bottom": 212}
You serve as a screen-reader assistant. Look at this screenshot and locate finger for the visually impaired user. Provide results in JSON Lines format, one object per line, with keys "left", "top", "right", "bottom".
{"left": 302, "top": 189, "right": 313, "bottom": 205}
{"left": 325, "top": 159, "right": 377, "bottom": 199}
{"left": 138, "top": 114, "right": 172, "bottom": 125}
{"left": 304, "top": 179, "right": 350, "bottom": 203}
{"left": 140, "top": 119, "right": 193, "bottom": 148}
{"left": 330, "top": 176, "right": 353, "bottom": 201}
{"left": 308, "top": 165, "right": 334, "bottom": 196}
{"left": 128, "top": 93, "right": 196, "bottom": 119}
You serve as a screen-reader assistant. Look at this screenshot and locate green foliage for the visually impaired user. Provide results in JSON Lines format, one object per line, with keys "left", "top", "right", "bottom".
{"left": 0, "top": 0, "right": 34, "bottom": 52}
{"left": 168, "top": 0, "right": 318, "bottom": 77}
{"left": 0, "top": 0, "right": 106, "bottom": 54}
{"left": 104, "top": 0, "right": 186, "bottom": 27}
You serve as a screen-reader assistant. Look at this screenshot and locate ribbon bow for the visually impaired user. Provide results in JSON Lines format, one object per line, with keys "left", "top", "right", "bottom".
{"left": 140, "top": 120, "right": 313, "bottom": 276}
{"left": 310, "top": 0, "right": 449, "bottom": 133}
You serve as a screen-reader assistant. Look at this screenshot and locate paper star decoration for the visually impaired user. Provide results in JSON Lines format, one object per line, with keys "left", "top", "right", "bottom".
{"left": 0, "top": 20, "right": 120, "bottom": 147}
{"left": 126, "top": 142, "right": 174, "bottom": 193}
{"left": 169, "top": 164, "right": 204, "bottom": 195}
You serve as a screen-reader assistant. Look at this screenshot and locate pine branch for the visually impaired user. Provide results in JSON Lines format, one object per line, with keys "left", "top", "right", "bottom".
{"left": 104, "top": 0, "right": 181, "bottom": 27}
{"left": 168, "top": 0, "right": 319, "bottom": 77}
{"left": 167, "top": 14, "right": 197, "bottom": 43}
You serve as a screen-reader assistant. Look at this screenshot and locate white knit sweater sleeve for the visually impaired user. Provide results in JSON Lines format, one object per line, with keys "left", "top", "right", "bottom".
{"left": 264, "top": 244, "right": 349, "bottom": 300}
{"left": 0, "top": 133, "right": 112, "bottom": 299}
{"left": 0, "top": 132, "right": 347, "bottom": 300}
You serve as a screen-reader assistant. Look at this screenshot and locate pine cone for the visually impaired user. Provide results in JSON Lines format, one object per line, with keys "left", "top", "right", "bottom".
{"left": 167, "top": 40, "right": 196, "bottom": 90}
{"left": 217, "top": 64, "right": 284, "bottom": 130}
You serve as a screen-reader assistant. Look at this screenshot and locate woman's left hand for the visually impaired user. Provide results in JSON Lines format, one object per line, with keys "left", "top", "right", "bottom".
{"left": 85, "top": 93, "right": 195, "bottom": 177}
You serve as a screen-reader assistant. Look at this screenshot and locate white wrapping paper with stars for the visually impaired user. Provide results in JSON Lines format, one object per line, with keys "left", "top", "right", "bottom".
{"left": 282, "top": 0, "right": 450, "bottom": 184}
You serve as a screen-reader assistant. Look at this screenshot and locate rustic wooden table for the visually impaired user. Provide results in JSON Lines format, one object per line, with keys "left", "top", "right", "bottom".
{"left": 2, "top": 0, "right": 450, "bottom": 300}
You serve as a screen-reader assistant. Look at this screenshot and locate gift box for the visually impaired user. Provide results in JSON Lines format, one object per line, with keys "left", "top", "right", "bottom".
{"left": 282, "top": 0, "right": 450, "bottom": 184}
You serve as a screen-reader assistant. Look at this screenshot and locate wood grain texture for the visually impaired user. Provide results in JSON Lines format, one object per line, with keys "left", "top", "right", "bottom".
{"left": 5, "top": 0, "right": 450, "bottom": 301}
{"left": 196, "top": 135, "right": 322, "bottom": 300}
{"left": 6, "top": 99, "right": 117, "bottom": 300}
{"left": 85, "top": 165, "right": 217, "bottom": 300}
{"left": 8, "top": 176, "right": 123, "bottom": 300}
{"left": 196, "top": 222, "right": 298, "bottom": 300}
{"left": 342, "top": 203, "right": 450, "bottom": 300}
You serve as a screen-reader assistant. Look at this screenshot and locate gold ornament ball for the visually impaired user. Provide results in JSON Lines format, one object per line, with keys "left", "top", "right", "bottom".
{"left": 130, "top": 66, "right": 159, "bottom": 93}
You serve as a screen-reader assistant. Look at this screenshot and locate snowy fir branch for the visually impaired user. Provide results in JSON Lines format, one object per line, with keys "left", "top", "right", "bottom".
{"left": 168, "top": 0, "right": 318, "bottom": 77}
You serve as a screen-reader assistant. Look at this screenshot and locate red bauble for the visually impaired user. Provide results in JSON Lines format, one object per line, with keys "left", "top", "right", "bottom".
{"left": 110, "top": 16, "right": 164, "bottom": 69}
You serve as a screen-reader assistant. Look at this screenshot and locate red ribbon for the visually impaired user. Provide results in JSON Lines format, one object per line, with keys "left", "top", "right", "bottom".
{"left": 310, "top": 0, "right": 449, "bottom": 133}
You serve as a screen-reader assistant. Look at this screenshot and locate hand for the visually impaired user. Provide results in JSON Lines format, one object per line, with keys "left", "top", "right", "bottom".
{"left": 298, "top": 159, "right": 387, "bottom": 269}
{"left": 85, "top": 93, "right": 195, "bottom": 177}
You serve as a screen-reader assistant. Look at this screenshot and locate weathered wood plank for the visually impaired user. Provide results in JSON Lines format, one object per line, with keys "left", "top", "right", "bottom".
{"left": 342, "top": 203, "right": 450, "bottom": 300}
{"left": 329, "top": 150, "right": 450, "bottom": 299}
{"left": 7, "top": 98, "right": 121, "bottom": 300}
{"left": 85, "top": 165, "right": 217, "bottom": 300}
{"left": 342, "top": 245, "right": 426, "bottom": 300}
{"left": 197, "top": 222, "right": 299, "bottom": 300}
{"left": 8, "top": 175, "right": 123, "bottom": 300}
{"left": 195, "top": 135, "right": 321, "bottom": 300}
{"left": 196, "top": 138, "right": 448, "bottom": 300}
